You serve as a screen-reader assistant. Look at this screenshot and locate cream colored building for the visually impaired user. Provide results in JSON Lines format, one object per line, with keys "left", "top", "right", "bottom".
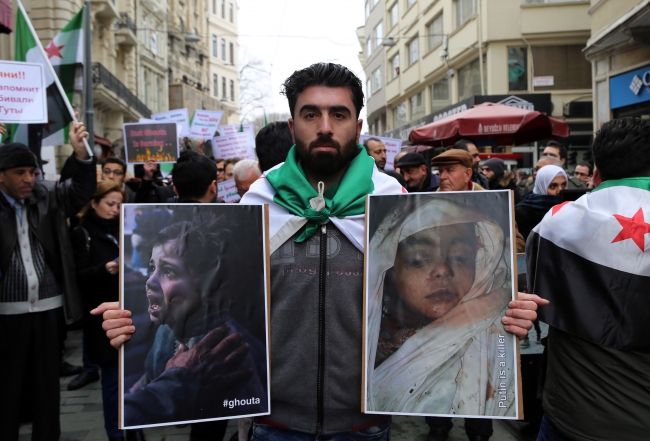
{"left": 584, "top": 0, "right": 650, "bottom": 128}
{"left": 207, "top": 0, "right": 240, "bottom": 124}
{"left": 377, "top": 0, "right": 594, "bottom": 168}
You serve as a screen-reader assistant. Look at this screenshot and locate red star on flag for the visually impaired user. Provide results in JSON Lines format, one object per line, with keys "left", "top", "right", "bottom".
{"left": 44, "top": 41, "right": 65, "bottom": 59}
{"left": 612, "top": 208, "right": 650, "bottom": 251}
{"left": 42, "top": 119, "right": 56, "bottom": 133}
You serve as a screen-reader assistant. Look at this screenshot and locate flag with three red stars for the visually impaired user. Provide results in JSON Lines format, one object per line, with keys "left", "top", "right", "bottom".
{"left": 528, "top": 178, "right": 650, "bottom": 351}
{"left": 9, "top": 4, "right": 83, "bottom": 147}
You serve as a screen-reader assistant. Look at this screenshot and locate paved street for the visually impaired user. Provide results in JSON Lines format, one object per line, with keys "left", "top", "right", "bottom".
{"left": 18, "top": 330, "right": 528, "bottom": 441}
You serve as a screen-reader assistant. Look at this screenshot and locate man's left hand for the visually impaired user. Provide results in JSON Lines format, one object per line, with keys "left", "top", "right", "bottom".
{"left": 69, "top": 112, "right": 90, "bottom": 160}
{"left": 502, "top": 293, "right": 549, "bottom": 338}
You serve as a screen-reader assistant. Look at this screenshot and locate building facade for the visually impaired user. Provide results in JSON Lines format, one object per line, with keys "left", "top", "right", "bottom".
{"left": 367, "top": 0, "right": 594, "bottom": 169}
{"left": 360, "top": 0, "right": 387, "bottom": 136}
{"left": 207, "top": 0, "right": 240, "bottom": 124}
{"left": 584, "top": 0, "right": 650, "bottom": 129}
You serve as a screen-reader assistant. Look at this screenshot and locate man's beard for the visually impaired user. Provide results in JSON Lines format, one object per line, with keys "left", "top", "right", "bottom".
{"left": 295, "top": 134, "right": 358, "bottom": 176}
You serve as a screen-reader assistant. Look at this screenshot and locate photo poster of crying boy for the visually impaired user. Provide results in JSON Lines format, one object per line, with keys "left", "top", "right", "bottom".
{"left": 362, "top": 191, "right": 523, "bottom": 419}
{"left": 119, "top": 203, "right": 271, "bottom": 429}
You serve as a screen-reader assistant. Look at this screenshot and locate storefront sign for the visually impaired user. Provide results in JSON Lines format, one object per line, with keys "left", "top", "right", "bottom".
{"left": 609, "top": 64, "right": 650, "bottom": 110}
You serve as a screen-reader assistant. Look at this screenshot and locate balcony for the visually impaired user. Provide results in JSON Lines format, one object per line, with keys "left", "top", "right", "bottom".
{"left": 115, "top": 13, "right": 137, "bottom": 47}
{"left": 91, "top": 0, "right": 119, "bottom": 22}
{"left": 92, "top": 62, "right": 151, "bottom": 118}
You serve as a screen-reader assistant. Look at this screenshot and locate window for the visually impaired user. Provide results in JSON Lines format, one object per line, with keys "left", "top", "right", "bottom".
{"left": 508, "top": 47, "right": 527, "bottom": 91}
{"left": 213, "top": 74, "right": 218, "bottom": 97}
{"left": 458, "top": 58, "right": 482, "bottom": 101}
{"left": 367, "top": 38, "right": 372, "bottom": 57}
{"left": 212, "top": 35, "right": 217, "bottom": 57}
{"left": 427, "top": 14, "right": 443, "bottom": 51}
{"left": 530, "top": 45, "right": 591, "bottom": 90}
{"left": 407, "top": 0, "right": 416, "bottom": 8}
{"left": 373, "top": 22, "right": 383, "bottom": 48}
{"left": 390, "top": 54, "right": 400, "bottom": 79}
{"left": 366, "top": 78, "right": 372, "bottom": 97}
{"left": 221, "top": 38, "right": 226, "bottom": 60}
{"left": 408, "top": 36, "right": 419, "bottom": 66}
{"left": 410, "top": 91, "right": 425, "bottom": 120}
{"left": 389, "top": 3, "right": 399, "bottom": 28}
{"left": 230, "top": 79, "right": 235, "bottom": 101}
{"left": 212, "top": 0, "right": 216, "bottom": 14}
{"left": 372, "top": 67, "right": 382, "bottom": 93}
{"left": 455, "top": 0, "right": 476, "bottom": 29}
{"left": 229, "top": 2, "right": 234, "bottom": 22}
{"left": 229, "top": 42, "right": 234, "bottom": 64}
{"left": 144, "top": 69, "right": 150, "bottom": 109}
{"left": 372, "top": 0, "right": 379, "bottom": 6}
{"left": 365, "top": 1, "right": 370, "bottom": 19}
{"left": 394, "top": 101, "right": 407, "bottom": 128}
{"left": 431, "top": 78, "right": 450, "bottom": 112}
{"left": 221, "top": 0, "right": 225, "bottom": 18}
{"left": 222, "top": 77, "right": 227, "bottom": 98}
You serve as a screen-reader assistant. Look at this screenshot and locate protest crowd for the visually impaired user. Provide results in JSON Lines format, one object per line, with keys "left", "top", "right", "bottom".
{"left": 0, "top": 9, "right": 648, "bottom": 441}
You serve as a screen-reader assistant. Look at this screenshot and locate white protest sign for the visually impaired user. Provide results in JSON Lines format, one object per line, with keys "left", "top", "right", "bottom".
{"left": 212, "top": 132, "right": 256, "bottom": 160}
{"left": 219, "top": 123, "right": 255, "bottom": 136}
{"left": 189, "top": 110, "right": 224, "bottom": 139}
{"left": 359, "top": 135, "right": 403, "bottom": 171}
{"left": 0, "top": 61, "right": 48, "bottom": 123}
{"left": 217, "top": 179, "right": 240, "bottom": 203}
{"left": 151, "top": 108, "right": 190, "bottom": 138}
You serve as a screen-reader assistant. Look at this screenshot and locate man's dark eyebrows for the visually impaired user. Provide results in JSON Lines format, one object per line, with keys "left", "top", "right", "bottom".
{"left": 298, "top": 104, "right": 352, "bottom": 116}
{"left": 403, "top": 236, "right": 434, "bottom": 247}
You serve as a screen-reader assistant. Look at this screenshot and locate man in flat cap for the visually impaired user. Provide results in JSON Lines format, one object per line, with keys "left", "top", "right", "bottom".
{"left": 0, "top": 121, "right": 96, "bottom": 440}
{"left": 396, "top": 152, "right": 439, "bottom": 192}
{"left": 431, "top": 149, "right": 484, "bottom": 192}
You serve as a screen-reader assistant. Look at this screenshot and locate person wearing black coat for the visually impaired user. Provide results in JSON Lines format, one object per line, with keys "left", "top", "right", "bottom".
{"left": 70, "top": 180, "right": 144, "bottom": 441}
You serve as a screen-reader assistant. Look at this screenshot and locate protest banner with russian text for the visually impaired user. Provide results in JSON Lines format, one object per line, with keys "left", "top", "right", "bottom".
{"left": 188, "top": 110, "right": 224, "bottom": 139}
{"left": 151, "top": 108, "right": 190, "bottom": 138}
{"left": 217, "top": 179, "right": 240, "bottom": 203}
{"left": 0, "top": 61, "right": 47, "bottom": 123}
{"left": 359, "top": 135, "right": 402, "bottom": 171}
{"left": 212, "top": 132, "right": 256, "bottom": 160}
{"left": 123, "top": 122, "right": 179, "bottom": 164}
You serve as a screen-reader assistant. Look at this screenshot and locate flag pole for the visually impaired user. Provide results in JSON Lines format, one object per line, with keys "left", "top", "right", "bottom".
{"left": 83, "top": 1, "right": 94, "bottom": 153}
{"left": 15, "top": 0, "right": 93, "bottom": 157}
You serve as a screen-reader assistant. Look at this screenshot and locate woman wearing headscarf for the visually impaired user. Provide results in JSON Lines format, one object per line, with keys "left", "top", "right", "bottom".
{"left": 365, "top": 193, "right": 516, "bottom": 417}
{"left": 515, "top": 165, "right": 568, "bottom": 240}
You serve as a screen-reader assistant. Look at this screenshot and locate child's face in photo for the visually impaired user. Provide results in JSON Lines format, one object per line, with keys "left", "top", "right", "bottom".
{"left": 146, "top": 240, "right": 203, "bottom": 331}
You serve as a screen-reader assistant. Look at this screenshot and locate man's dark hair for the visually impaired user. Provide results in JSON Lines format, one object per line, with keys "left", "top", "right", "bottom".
{"left": 592, "top": 118, "right": 650, "bottom": 181}
{"left": 281, "top": 63, "right": 364, "bottom": 118}
{"left": 362, "top": 137, "right": 382, "bottom": 152}
{"left": 449, "top": 138, "right": 474, "bottom": 152}
{"left": 546, "top": 140, "right": 567, "bottom": 161}
{"left": 255, "top": 121, "right": 294, "bottom": 172}
{"left": 173, "top": 151, "right": 217, "bottom": 201}
{"left": 576, "top": 162, "right": 593, "bottom": 176}
{"left": 103, "top": 157, "right": 126, "bottom": 173}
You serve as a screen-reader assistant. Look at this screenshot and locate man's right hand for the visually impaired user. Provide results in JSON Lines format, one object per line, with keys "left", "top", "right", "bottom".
{"left": 90, "top": 302, "right": 135, "bottom": 349}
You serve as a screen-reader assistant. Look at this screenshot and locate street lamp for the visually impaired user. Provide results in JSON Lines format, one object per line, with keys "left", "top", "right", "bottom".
{"left": 184, "top": 33, "right": 200, "bottom": 43}
{"left": 382, "top": 38, "right": 396, "bottom": 47}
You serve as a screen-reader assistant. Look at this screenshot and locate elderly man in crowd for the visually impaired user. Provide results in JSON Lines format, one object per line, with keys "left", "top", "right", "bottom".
{"left": 431, "top": 149, "right": 484, "bottom": 192}
{"left": 482, "top": 157, "right": 521, "bottom": 204}
{"left": 449, "top": 138, "right": 489, "bottom": 189}
{"left": 396, "top": 152, "right": 439, "bottom": 192}
{"left": 233, "top": 159, "right": 262, "bottom": 198}
{"left": 0, "top": 121, "right": 96, "bottom": 440}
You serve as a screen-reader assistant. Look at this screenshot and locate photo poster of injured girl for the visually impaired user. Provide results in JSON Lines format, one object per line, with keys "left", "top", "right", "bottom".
{"left": 363, "top": 191, "right": 522, "bottom": 419}
{"left": 119, "top": 204, "right": 271, "bottom": 429}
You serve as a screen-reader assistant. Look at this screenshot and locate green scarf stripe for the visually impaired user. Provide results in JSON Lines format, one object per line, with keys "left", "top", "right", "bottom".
{"left": 266, "top": 144, "right": 375, "bottom": 242}
{"left": 591, "top": 177, "right": 650, "bottom": 193}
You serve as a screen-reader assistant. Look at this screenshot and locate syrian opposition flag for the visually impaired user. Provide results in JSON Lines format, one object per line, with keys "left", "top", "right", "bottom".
{"left": 10, "top": 3, "right": 83, "bottom": 147}
{"left": 529, "top": 179, "right": 650, "bottom": 351}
